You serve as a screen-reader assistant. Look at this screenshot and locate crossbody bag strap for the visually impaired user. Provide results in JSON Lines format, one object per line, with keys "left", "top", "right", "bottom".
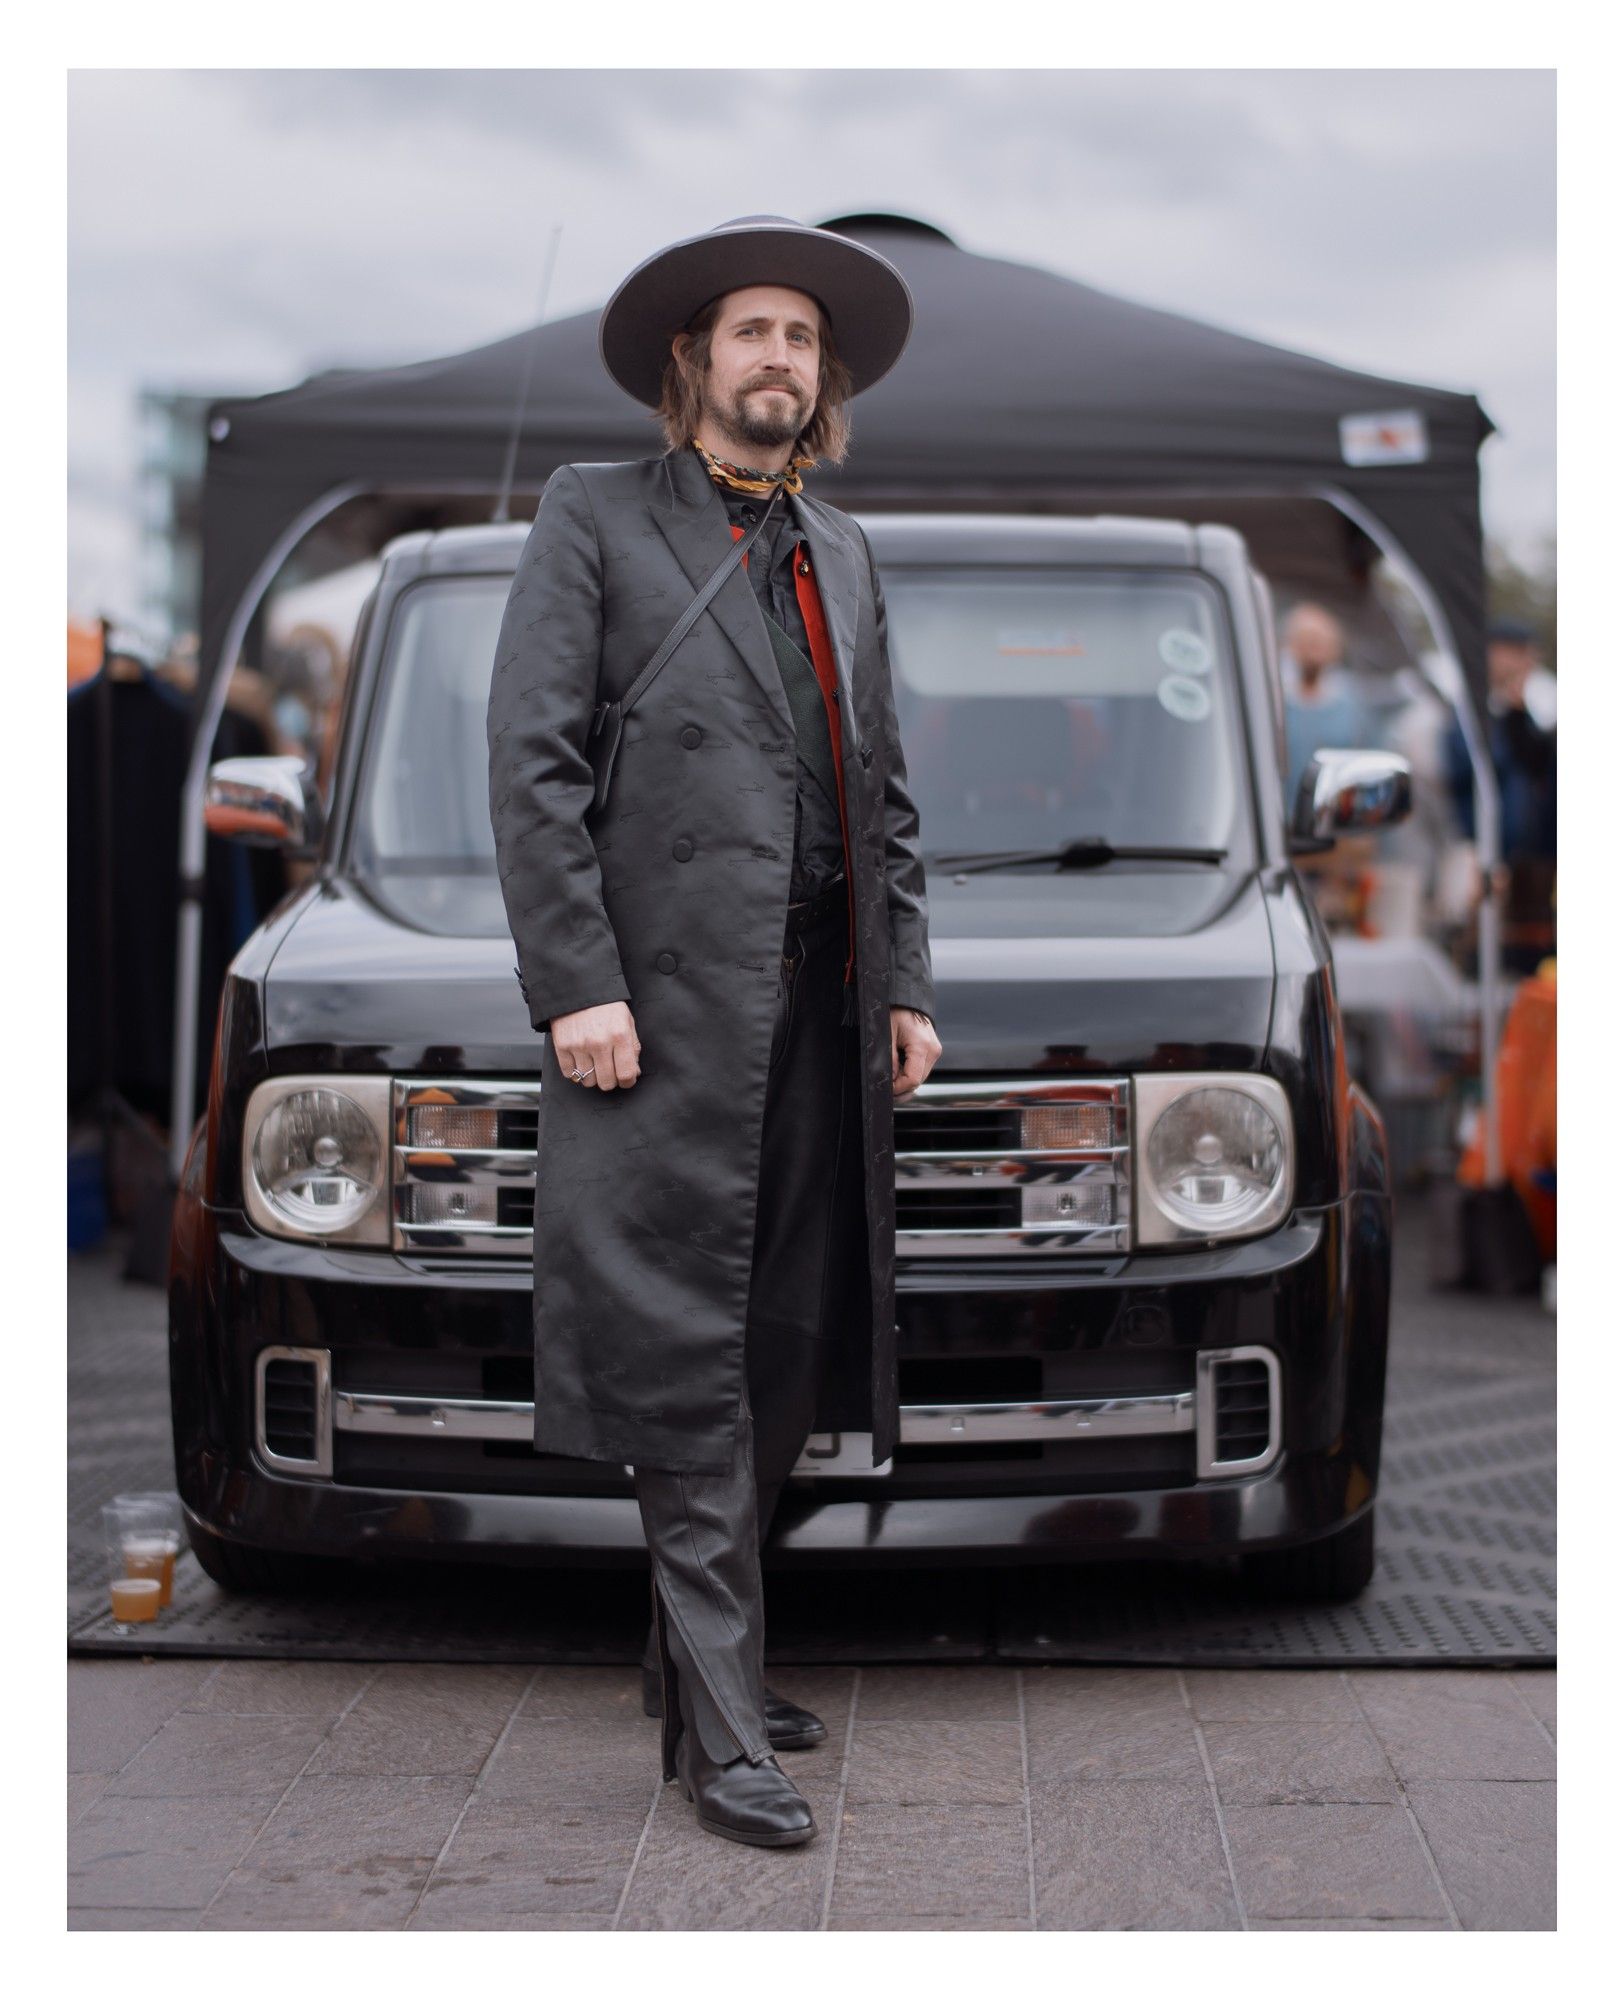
{"left": 617, "top": 485, "right": 784, "bottom": 717}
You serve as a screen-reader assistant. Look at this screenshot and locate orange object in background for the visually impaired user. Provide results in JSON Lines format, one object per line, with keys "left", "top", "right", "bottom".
{"left": 68, "top": 618, "right": 103, "bottom": 688}
{"left": 1458, "top": 961, "right": 1557, "bottom": 1264}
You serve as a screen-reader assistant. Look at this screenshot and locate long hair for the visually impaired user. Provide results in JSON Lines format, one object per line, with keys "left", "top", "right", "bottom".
{"left": 653, "top": 293, "right": 854, "bottom": 466}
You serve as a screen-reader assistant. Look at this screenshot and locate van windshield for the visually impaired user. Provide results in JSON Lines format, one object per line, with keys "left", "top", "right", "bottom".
{"left": 881, "top": 569, "right": 1245, "bottom": 864}
{"left": 346, "top": 565, "right": 1248, "bottom": 885}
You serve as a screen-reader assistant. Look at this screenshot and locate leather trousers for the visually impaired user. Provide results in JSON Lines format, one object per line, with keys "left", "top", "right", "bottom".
{"left": 633, "top": 873, "right": 859, "bottom": 1778}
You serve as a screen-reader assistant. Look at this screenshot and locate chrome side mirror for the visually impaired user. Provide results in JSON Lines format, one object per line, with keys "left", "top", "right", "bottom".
{"left": 205, "top": 754, "right": 326, "bottom": 856}
{"left": 1289, "top": 748, "right": 1412, "bottom": 853}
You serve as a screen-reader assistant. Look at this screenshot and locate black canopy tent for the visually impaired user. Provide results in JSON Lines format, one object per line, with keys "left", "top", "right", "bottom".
{"left": 175, "top": 213, "right": 1505, "bottom": 1178}
{"left": 196, "top": 212, "right": 1497, "bottom": 732}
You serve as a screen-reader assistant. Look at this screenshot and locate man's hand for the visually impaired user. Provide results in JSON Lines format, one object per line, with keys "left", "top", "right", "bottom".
{"left": 890, "top": 1005, "right": 941, "bottom": 1099}
{"left": 548, "top": 1000, "right": 641, "bottom": 1091}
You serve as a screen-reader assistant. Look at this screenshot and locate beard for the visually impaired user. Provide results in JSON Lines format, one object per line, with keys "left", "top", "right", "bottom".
{"left": 705, "top": 376, "right": 811, "bottom": 453}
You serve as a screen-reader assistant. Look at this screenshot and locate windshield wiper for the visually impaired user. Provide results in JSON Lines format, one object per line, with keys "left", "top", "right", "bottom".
{"left": 927, "top": 837, "right": 1229, "bottom": 876}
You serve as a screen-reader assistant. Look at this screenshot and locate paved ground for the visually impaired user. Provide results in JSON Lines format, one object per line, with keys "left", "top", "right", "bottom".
{"left": 68, "top": 1653, "right": 1554, "bottom": 1928}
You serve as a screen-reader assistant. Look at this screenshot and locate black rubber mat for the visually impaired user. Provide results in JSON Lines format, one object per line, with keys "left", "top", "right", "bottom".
{"left": 68, "top": 1195, "right": 1554, "bottom": 1665}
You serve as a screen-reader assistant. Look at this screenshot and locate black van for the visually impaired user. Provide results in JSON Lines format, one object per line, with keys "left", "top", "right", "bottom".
{"left": 171, "top": 510, "right": 1410, "bottom": 1603}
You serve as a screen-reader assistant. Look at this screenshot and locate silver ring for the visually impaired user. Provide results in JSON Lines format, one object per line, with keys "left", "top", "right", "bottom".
{"left": 569, "top": 1064, "right": 596, "bottom": 1082}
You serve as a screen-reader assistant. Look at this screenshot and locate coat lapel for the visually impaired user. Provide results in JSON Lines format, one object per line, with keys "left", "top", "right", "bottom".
{"left": 650, "top": 447, "right": 792, "bottom": 734}
{"left": 788, "top": 490, "right": 862, "bottom": 762}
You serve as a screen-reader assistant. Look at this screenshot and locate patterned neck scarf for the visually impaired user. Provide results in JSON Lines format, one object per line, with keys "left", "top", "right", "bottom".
{"left": 691, "top": 436, "right": 816, "bottom": 497}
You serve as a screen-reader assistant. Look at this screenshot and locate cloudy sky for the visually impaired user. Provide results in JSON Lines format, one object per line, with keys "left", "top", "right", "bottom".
{"left": 66, "top": 67, "right": 1554, "bottom": 624}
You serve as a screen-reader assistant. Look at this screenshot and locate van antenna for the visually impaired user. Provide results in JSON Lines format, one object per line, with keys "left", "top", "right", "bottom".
{"left": 492, "top": 223, "right": 564, "bottom": 524}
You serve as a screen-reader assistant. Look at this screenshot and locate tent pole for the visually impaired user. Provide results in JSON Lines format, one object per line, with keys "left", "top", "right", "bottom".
{"left": 1315, "top": 485, "right": 1504, "bottom": 1184}
{"left": 169, "top": 482, "right": 367, "bottom": 1181}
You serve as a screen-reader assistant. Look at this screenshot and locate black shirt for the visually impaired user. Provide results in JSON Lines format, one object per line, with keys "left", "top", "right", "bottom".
{"left": 718, "top": 483, "right": 848, "bottom": 904}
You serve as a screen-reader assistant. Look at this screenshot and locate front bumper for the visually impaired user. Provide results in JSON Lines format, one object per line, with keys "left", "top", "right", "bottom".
{"left": 172, "top": 1193, "right": 1388, "bottom": 1569}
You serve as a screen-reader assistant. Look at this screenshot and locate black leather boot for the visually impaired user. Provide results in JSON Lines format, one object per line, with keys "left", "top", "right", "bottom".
{"left": 641, "top": 1653, "right": 827, "bottom": 1749}
{"left": 672, "top": 1671, "right": 817, "bottom": 1847}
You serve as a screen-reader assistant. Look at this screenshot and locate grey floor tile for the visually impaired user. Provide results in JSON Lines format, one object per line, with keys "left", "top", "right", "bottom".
{"left": 519, "top": 1665, "right": 647, "bottom": 1723}
{"left": 1024, "top": 1664, "right": 1186, "bottom": 1718}
{"left": 199, "top": 1773, "right": 471, "bottom": 1930}
{"left": 833, "top": 1913, "right": 1034, "bottom": 1930}
{"left": 844, "top": 1717, "right": 1025, "bottom": 1805}
{"left": 198, "top": 1865, "right": 420, "bottom": 1930}
{"left": 417, "top": 1793, "right": 646, "bottom": 1922}
{"left": 69, "top": 1790, "right": 283, "bottom": 1910}
{"left": 1509, "top": 1669, "right": 1556, "bottom": 1740}
{"left": 858, "top": 1665, "right": 1019, "bottom": 1720}
{"left": 828, "top": 1802, "right": 1030, "bottom": 1928}
{"left": 68, "top": 1908, "right": 208, "bottom": 1930}
{"left": 68, "top": 1658, "right": 221, "bottom": 1774}
{"left": 184, "top": 1659, "right": 376, "bottom": 1716}
{"left": 68, "top": 1772, "right": 111, "bottom": 1827}
{"left": 408, "top": 1908, "right": 617, "bottom": 1929}
{"left": 1029, "top": 1779, "right": 1237, "bottom": 1930}
{"left": 1024, "top": 1670, "right": 1204, "bottom": 1785}
{"left": 238, "top": 1772, "right": 470, "bottom": 1863}
{"left": 1202, "top": 1721, "right": 1400, "bottom": 1806}
{"left": 308, "top": 1688, "right": 524, "bottom": 1784}
{"left": 617, "top": 1783, "right": 826, "bottom": 1929}
{"left": 1183, "top": 1669, "right": 1364, "bottom": 1725}
{"left": 1350, "top": 1671, "right": 1556, "bottom": 1782}
{"left": 479, "top": 1714, "right": 660, "bottom": 1810}
{"left": 1251, "top": 1918, "right": 1455, "bottom": 1930}
{"left": 1223, "top": 1802, "right": 1451, "bottom": 1922}
{"left": 1407, "top": 1781, "right": 1555, "bottom": 1930}
{"left": 106, "top": 1711, "right": 333, "bottom": 1798}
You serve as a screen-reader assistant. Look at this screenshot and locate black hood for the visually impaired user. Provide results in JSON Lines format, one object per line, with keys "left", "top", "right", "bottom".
{"left": 263, "top": 866, "right": 1276, "bottom": 1076}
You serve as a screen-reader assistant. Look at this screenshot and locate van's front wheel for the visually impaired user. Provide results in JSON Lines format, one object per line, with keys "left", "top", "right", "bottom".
{"left": 1237, "top": 1510, "right": 1376, "bottom": 1603}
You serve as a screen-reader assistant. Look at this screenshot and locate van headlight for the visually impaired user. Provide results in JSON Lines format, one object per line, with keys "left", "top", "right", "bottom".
{"left": 242, "top": 1075, "right": 392, "bottom": 1244}
{"left": 1132, "top": 1073, "right": 1293, "bottom": 1247}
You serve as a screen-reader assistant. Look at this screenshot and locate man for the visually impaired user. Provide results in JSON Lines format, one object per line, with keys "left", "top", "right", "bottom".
{"left": 486, "top": 216, "right": 942, "bottom": 1848}
{"left": 1279, "top": 600, "right": 1385, "bottom": 806}
{"left": 1441, "top": 615, "right": 1557, "bottom": 975}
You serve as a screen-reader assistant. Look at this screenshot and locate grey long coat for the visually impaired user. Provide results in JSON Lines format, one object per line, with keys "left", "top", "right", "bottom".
{"left": 486, "top": 443, "right": 936, "bottom": 1476}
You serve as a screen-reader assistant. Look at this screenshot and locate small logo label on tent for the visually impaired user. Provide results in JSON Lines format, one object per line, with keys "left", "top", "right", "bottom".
{"left": 1339, "top": 409, "right": 1430, "bottom": 467}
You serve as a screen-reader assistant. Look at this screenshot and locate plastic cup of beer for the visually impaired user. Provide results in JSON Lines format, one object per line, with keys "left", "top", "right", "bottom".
{"left": 103, "top": 1494, "right": 182, "bottom": 1616}
{"left": 108, "top": 1576, "right": 162, "bottom": 1624}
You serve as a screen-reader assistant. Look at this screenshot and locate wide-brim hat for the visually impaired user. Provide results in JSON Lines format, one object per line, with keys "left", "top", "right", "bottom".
{"left": 599, "top": 213, "right": 914, "bottom": 409}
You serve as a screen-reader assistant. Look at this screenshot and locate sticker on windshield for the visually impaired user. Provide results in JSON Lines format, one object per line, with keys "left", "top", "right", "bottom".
{"left": 1158, "top": 628, "right": 1212, "bottom": 674}
{"left": 1156, "top": 673, "right": 1211, "bottom": 723}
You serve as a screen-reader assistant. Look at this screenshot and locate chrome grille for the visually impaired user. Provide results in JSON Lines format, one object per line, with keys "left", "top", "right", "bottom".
{"left": 894, "top": 1077, "right": 1132, "bottom": 1255}
{"left": 391, "top": 1073, "right": 1133, "bottom": 1259}
{"left": 392, "top": 1078, "right": 540, "bottom": 1254}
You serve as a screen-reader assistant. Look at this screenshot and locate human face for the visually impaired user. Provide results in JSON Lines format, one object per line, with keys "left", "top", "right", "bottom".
{"left": 1489, "top": 640, "right": 1537, "bottom": 705}
{"left": 691, "top": 284, "right": 822, "bottom": 455}
{"left": 1284, "top": 605, "right": 1344, "bottom": 674}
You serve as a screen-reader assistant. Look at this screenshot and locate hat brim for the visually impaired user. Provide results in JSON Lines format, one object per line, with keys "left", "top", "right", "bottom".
{"left": 599, "top": 220, "right": 913, "bottom": 409}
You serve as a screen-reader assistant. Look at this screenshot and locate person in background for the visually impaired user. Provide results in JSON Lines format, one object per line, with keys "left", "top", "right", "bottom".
{"left": 1278, "top": 602, "right": 1387, "bottom": 932}
{"left": 1279, "top": 601, "right": 1385, "bottom": 808}
{"left": 1442, "top": 615, "right": 1557, "bottom": 975}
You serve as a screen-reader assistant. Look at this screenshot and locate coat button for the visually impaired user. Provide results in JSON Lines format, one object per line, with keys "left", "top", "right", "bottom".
{"left": 859, "top": 740, "right": 874, "bottom": 767}
{"left": 672, "top": 837, "right": 694, "bottom": 861}
{"left": 656, "top": 951, "right": 678, "bottom": 973}
{"left": 680, "top": 725, "right": 702, "bottom": 748}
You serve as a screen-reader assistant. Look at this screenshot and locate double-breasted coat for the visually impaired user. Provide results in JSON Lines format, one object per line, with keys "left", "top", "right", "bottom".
{"left": 486, "top": 442, "right": 936, "bottom": 1476}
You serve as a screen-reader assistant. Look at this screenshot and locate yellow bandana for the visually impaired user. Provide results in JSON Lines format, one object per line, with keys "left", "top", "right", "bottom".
{"left": 691, "top": 437, "right": 816, "bottom": 497}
